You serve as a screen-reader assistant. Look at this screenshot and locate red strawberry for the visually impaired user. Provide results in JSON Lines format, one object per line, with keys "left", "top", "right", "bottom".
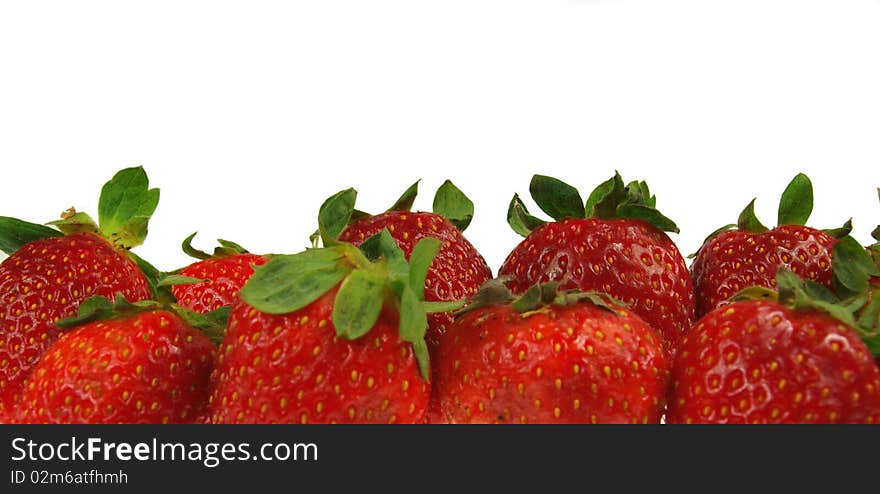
{"left": 498, "top": 173, "right": 693, "bottom": 354}
{"left": 208, "top": 231, "right": 446, "bottom": 423}
{"left": 0, "top": 167, "right": 159, "bottom": 420}
{"left": 690, "top": 174, "right": 872, "bottom": 318}
{"left": 321, "top": 183, "right": 491, "bottom": 423}
{"left": 17, "top": 297, "right": 216, "bottom": 424}
{"left": 435, "top": 282, "right": 668, "bottom": 424}
{"left": 324, "top": 181, "right": 492, "bottom": 349}
{"left": 668, "top": 271, "right": 880, "bottom": 424}
{"left": 169, "top": 233, "right": 267, "bottom": 313}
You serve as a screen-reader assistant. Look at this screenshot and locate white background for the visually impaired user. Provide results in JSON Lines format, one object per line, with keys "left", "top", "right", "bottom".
{"left": 1, "top": 0, "right": 879, "bottom": 272}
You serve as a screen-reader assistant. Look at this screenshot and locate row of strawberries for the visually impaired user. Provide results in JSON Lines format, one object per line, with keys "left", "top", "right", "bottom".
{"left": 1, "top": 168, "right": 878, "bottom": 423}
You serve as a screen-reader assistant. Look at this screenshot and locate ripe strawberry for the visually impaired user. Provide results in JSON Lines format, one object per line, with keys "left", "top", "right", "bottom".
{"left": 168, "top": 233, "right": 267, "bottom": 313}
{"left": 321, "top": 182, "right": 491, "bottom": 423}
{"left": 668, "top": 271, "right": 880, "bottom": 424}
{"left": 321, "top": 181, "right": 492, "bottom": 349}
{"left": 435, "top": 282, "right": 668, "bottom": 424}
{"left": 498, "top": 173, "right": 693, "bottom": 354}
{"left": 208, "top": 230, "right": 446, "bottom": 423}
{"left": 17, "top": 297, "right": 216, "bottom": 424}
{"left": 0, "top": 167, "right": 160, "bottom": 420}
{"left": 690, "top": 174, "right": 874, "bottom": 318}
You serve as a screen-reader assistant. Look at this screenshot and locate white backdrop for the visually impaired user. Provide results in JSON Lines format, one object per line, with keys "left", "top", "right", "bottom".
{"left": 1, "top": 1, "right": 879, "bottom": 272}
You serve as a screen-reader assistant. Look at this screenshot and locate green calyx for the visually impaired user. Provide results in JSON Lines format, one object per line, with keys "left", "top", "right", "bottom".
{"left": 457, "top": 278, "right": 627, "bottom": 318}
{"left": 713, "top": 173, "right": 815, "bottom": 236}
{"left": 831, "top": 235, "right": 879, "bottom": 298}
{"left": 96, "top": 166, "right": 160, "bottom": 250}
{"left": 0, "top": 217, "right": 63, "bottom": 255}
{"left": 310, "top": 180, "right": 476, "bottom": 247}
{"left": 696, "top": 174, "right": 815, "bottom": 246}
{"left": 0, "top": 166, "right": 159, "bottom": 256}
{"left": 56, "top": 293, "right": 230, "bottom": 344}
{"left": 695, "top": 174, "right": 877, "bottom": 296}
{"left": 867, "top": 188, "right": 880, "bottom": 271}
{"left": 181, "top": 232, "right": 250, "bottom": 260}
{"left": 240, "top": 232, "right": 456, "bottom": 380}
{"left": 731, "top": 270, "right": 880, "bottom": 356}
{"left": 507, "top": 172, "right": 679, "bottom": 237}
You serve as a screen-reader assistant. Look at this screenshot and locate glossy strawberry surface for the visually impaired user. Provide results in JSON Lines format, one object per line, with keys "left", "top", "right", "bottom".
{"left": 17, "top": 310, "right": 214, "bottom": 424}
{"left": 499, "top": 218, "right": 694, "bottom": 353}
{"left": 208, "top": 287, "right": 430, "bottom": 424}
{"left": 668, "top": 300, "right": 880, "bottom": 424}
{"left": 691, "top": 225, "right": 837, "bottom": 318}
{"left": 172, "top": 253, "right": 267, "bottom": 313}
{"left": 435, "top": 301, "right": 668, "bottom": 423}
{"left": 0, "top": 232, "right": 151, "bottom": 419}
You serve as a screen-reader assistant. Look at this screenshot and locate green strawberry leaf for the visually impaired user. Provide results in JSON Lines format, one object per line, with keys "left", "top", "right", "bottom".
{"left": 832, "top": 235, "right": 879, "bottom": 297}
{"left": 729, "top": 286, "right": 779, "bottom": 303}
{"left": 777, "top": 173, "right": 813, "bottom": 226}
{"left": 777, "top": 269, "right": 856, "bottom": 327}
{"left": 557, "top": 291, "right": 627, "bottom": 312}
{"left": 217, "top": 239, "right": 248, "bottom": 254}
{"left": 398, "top": 285, "right": 429, "bottom": 378}
{"left": 318, "top": 188, "right": 357, "bottom": 246}
{"left": 872, "top": 188, "right": 880, "bottom": 242}
{"left": 47, "top": 210, "right": 99, "bottom": 236}
{"left": 126, "top": 251, "right": 168, "bottom": 302}
{"left": 97, "top": 166, "right": 160, "bottom": 250}
{"left": 455, "top": 278, "right": 517, "bottom": 318}
{"left": 511, "top": 283, "right": 558, "bottom": 312}
{"left": 408, "top": 237, "right": 441, "bottom": 301}
{"left": 529, "top": 175, "right": 585, "bottom": 221}
{"left": 410, "top": 339, "right": 430, "bottom": 381}
{"left": 616, "top": 204, "right": 680, "bottom": 233}
{"left": 507, "top": 194, "right": 546, "bottom": 237}
{"left": 240, "top": 247, "right": 355, "bottom": 314}
{"left": 802, "top": 279, "right": 840, "bottom": 304}
{"left": 182, "top": 232, "right": 250, "bottom": 260}
{"left": 359, "top": 229, "right": 408, "bottom": 281}
{"left": 56, "top": 295, "right": 116, "bottom": 328}
{"left": 181, "top": 232, "right": 213, "bottom": 260}
{"left": 0, "top": 217, "right": 63, "bottom": 255}
{"left": 171, "top": 305, "right": 230, "bottom": 344}
{"left": 389, "top": 181, "right": 420, "bottom": 212}
{"left": 737, "top": 199, "right": 769, "bottom": 233}
{"left": 332, "top": 268, "right": 386, "bottom": 340}
{"left": 824, "top": 219, "right": 853, "bottom": 240}
{"left": 157, "top": 274, "right": 206, "bottom": 288}
{"left": 423, "top": 300, "right": 467, "bottom": 313}
{"left": 856, "top": 295, "right": 880, "bottom": 330}
{"left": 432, "top": 180, "right": 474, "bottom": 231}
{"left": 625, "top": 180, "right": 655, "bottom": 208}
{"left": 56, "top": 293, "right": 158, "bottom": 329}
{"left": 582, "top": 172, "right": 678, "bottom": 233}
{"left": 584, "top": 172, "right": 625, "bottom": 219}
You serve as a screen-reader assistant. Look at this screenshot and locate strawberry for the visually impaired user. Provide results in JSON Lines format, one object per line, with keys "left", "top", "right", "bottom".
{"left": 17, "top": 296, "right": 217, "bottom": 424}
{"left": 320, "top": 183, "right": 491, "bottom": 423}
{"left": 167, "top": 233, "right": 267, "bottom": 314}
{"left": 208, "top": 229, "right": 452, "bottom": 423}
{"left": 0, "top": 167, "right": 160, "bottom": 420}
{"left": 668, "top": 271, "right": 880, "bottom": 424}
{"left": 690, "top": 174, "right": 875, "bottom": 318}
{"left": 320, "top": 181, "right": 492, "bottom": 349}
{"left": 498, "top": 173, "right": 693, "bottom": 354}
{"left": 434, "top": 282, "right": 668, "bottom": 424}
